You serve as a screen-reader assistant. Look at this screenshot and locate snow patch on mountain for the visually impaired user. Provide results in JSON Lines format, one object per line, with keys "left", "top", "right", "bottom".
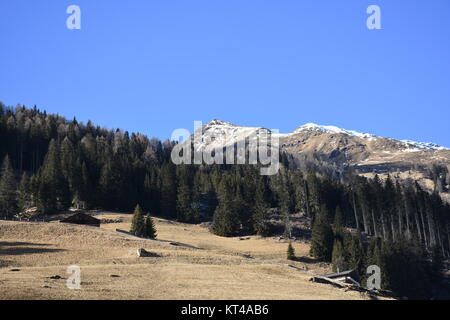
{"left": 292, "top": 123, "right": 448, "bottom": 151}
{"left": 400, "top": 140, "right": 449, "bottom": 152}
{"left": 193, "top": 119, "right": 272, "bottom": 151}
{"left": 198, "top": 120, "right": 448, "bottom": 152}
{"left": 293, "top": 123, "right": 378, "bottom": 140}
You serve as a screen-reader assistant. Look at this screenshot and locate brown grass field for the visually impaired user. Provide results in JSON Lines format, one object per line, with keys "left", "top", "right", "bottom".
{"left": 0, "top": 213, "right": 374, "bottom": 300}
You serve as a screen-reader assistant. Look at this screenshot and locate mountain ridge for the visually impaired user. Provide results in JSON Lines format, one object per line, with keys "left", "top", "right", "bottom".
{"left": 202, "top": 119, "right": 449, "bottom": 151}
{"left": 199, "top": 119, "right": 450, "bottom": 200}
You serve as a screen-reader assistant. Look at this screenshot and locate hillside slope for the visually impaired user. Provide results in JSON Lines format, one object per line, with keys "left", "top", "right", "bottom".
{"left": 0, "top": 214, "right": 374, "bottom": 300}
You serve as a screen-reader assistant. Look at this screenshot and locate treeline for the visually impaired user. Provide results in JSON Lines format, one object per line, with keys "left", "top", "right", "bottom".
{"left": 0, "top": 103, "right": 177, "bottom": 215}
{"left": 1, "top": 104, "right": 449, "bottom": 298}
{"left": 311, "top": 204, "right": 446, "bottom": 299}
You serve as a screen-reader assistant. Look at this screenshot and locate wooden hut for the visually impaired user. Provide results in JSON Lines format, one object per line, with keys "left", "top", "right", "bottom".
{"left": 60, "top": 212, "right": 101, "bottom": 227}
{"left": 311, "top": 269, "right": 360, "bottom": 287}
{"left": 319, "top": 269, "right": 360, "bottom": 285}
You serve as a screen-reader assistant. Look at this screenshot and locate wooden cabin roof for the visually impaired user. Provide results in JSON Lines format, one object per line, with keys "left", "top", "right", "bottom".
{"left": 319, "top": 269, "right": 357, "bottom": 279}
{"left": 60, "top": 212, "right": 100, "bottom": 225}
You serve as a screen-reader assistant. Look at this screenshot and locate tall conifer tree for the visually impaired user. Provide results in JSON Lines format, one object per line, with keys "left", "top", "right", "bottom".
{"left": 130, "top": 204, "right": 145, "bottom": 236}
{"left": 0, "top": 155, "right": 18, "bottom": 217}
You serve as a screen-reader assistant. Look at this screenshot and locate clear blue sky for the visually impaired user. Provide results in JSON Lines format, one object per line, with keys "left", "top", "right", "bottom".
{"left": 1, "top": 1, "right": 449, "bottom": 146}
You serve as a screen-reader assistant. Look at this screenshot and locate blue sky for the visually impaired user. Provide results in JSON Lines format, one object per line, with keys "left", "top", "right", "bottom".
{"left": 1, "top": 1, "right": 449, "bottom": 146}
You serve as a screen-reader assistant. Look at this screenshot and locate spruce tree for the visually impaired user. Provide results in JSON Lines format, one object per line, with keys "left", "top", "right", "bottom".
{"left": 37, "top": 140, "right": 71, "bottom": 214}
{"left": 430, "top": 244, "right": 444, "bottom": 282}
{"left": 176, "top": 166, "right": 195, "bottom": 222}
{"left": 143, "top": 173, "right": 153, "bottom": 212}
{"left": 333, "top": 206, "right": 344, "bottom": 233}
{"left": 149, "top": 168, "right": 161, "bottom": 214}
{"left": 99, "top": 161, "right": 114, "bottom": 210}
{"left": 0, "top": 155, "right": 18, "bottom": 218}
{"left": 380, "top": 239, "right": 432, "bottom": 299}
{"left": 80, "top": 162, "right": 94, "bottom": 209}
{"left": 130, "top": 204, "right": 145, "bottom": 236}
{"left": 253, "top": 182, "right": 271, "bottom": 236}
{"left": 287, "top": 242, "right": 295, "bottom": 260}
{"left": 60, "top": 137, "right": 77, "bottom": 190}
{"left": 17, "top": 172, "right": 31, "bottom": 211}
{"left": 333, "top": 206, "right": 345, "bottom": 251}
{"left": 347, "top": 231, "right": 365, "bottom": 276}
{"left": 160, "top": 163, "right": 177, "bottom": 218}
{"left": 310, "top": 206, "right": 334, "bottom": 261}
{"left": 331, "top": 239, "right": 346, "bottom": 273}
{"left": 144, "top": 214, "right": 157, "bottom": 239}
{"left": 212, "top": 177, "right": 240, "bottom": 237}
{"left": 234, "top": 183, "right": 252, "bottom": 234}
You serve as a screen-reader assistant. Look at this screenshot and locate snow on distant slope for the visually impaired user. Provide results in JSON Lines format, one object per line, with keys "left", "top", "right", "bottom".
{"left": 400, "top": 140, "right": 449, "bottom": 152}
{"left": 193, "top": 119, "right": 271, "bottom": 151}
{"left": 195, "top": 120, "right": 448, "bottom": 152}
{"left": 293, "top": 123, "right": 448, "bottom": 151}
{"left": 293, "top": 123, "right": 377, "bottom": 140}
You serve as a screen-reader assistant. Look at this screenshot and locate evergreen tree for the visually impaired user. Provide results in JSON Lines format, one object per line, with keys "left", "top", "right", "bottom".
{"left": 160, "top": 163, "right": 177, "bottom": 218}
{"left": 17, "top": 172, "right": 31, "bottom": 211}
{"left": 360, "top": 237, "right": 382, "bottom": 288}
{"left": 0, "top": 155, "right": 18, "bottom": 217}
{"left": 234, "top": 182, "right": 253, "bottom": 234}
{"left": 80, "top": 162, "right": 94, "bottom": 209}
{"left": 149, "top": 168, "right": 161, "bottom": 214}
{"left": 305, "top": 172, "right": 323, "bottom": 221}
{"left": 253, "top": 181, "right": 271, "bottom": 236}
{"left": 333, "top": 206, "right": 344, "bottom": 236}
{"left": 430, "top": 244, "right": 444, "bottom": 282}
{"left": 99, "top": 160, "right": 115, "bottom": 210}
{"left": 176, "top": 166, "right": 197, "bottom": 222}
{"left": 36, "top": 140, "right": 71, "bottom": 214}
{"left": 310, "top": 206, "right": 334, "bottom": 261}
{"left": 380, "top": 238, "right": 432, "bottom": 299}
{"left": 331, "top": 239, "right": 346, "bottom": 272}
{"left": 142, "top": 173, "right": 153, "bottom": 212}
{"left": 287, "top": 242, "right": 295, "bottom": 260}
{"left": 212, "top": 177, "right": 240, "bottom": 237}
{"left": 60, "top": 137, "right": 78, "bottom": 192}
{"left": 347, "top": 231, "right": 365, "bottom": 277}
{"left": 144, "top": 214, "right": 157, "bottom": 239}
{"left": 366, "top": 237, "right": 382, "bottom": 268}
{"left": 130, "top": 204, "right": 145, "bottom": 236}
{"left": 333, "top": 206, "right": 344, "bottom": 232}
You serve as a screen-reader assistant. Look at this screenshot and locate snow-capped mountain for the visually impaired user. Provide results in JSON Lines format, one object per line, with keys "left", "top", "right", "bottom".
{"left": 192, "top": 119, "right": 272, "bottom": 151}
{"left": 292, "top": 123, "right": 378, "bottom": 140}
{"left": 291, "top": 122, "right": 449, "bottom": 152}
{"left": 399, "top": 140, "right": 448, "bottom": 152}
{"left": 197, "top": 120, "right": 448, "bottom": 153}
{"left": 193, "top": 119, "right": 450, "bottom": 198}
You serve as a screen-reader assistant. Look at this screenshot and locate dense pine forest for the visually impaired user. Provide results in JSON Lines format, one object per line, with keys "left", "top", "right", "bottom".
{"left": 0, "top": 103, "right": 449, "bottom": 299}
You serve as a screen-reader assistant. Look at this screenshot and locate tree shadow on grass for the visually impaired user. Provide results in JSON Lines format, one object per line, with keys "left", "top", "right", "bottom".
{"left": 0, "top": 241, "right": 51, "bottom": 247}
{"left": 295, "top": 256, "right": 320, "bottom": 264}
{"left": 0, "top": 242, "right": 64, "bottom": 256}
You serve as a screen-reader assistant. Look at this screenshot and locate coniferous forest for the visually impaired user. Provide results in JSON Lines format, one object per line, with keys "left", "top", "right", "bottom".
{"left": 0, "top": 103, "right": 449, "bottom": 299}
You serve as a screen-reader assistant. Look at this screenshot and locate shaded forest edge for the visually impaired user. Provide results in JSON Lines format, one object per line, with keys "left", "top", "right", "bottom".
{"left": 0, "top": 103, "right": 449, "bottom": 299}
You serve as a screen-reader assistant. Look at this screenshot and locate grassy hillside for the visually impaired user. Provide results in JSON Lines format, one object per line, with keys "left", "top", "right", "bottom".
{"left": 0, "top": 214, "right": 373, "bottom": 300}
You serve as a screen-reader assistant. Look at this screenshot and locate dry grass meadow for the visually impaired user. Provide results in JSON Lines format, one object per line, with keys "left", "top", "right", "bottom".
{"left": 0, "top": 213, "right": 373, "bottom": 300}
